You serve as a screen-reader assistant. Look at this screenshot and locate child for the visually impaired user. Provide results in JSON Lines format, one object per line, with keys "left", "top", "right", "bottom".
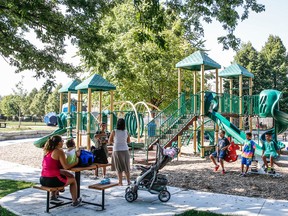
{"left": 262, "top": 132, "right": 280, "bottom": 173}
{"left": 239, "top": 132, "right": 256, "bottom": 177}
{"left": 93, "top": 122, "right": 109, "bottom": 178}
{"left": 65, "top": 139, "right": 80, "bottom": 165}
{"left": 209, "top": 130, "right": 230, "bottom": 174}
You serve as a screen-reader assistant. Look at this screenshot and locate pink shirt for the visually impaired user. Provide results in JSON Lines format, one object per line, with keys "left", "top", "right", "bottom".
{"left": 41, "top": 151, "right": 62, "bottom": 177}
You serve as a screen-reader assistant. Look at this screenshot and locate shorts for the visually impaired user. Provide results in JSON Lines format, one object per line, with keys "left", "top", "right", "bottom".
{"left": 40, "top": 174, "right": 67, "bottom": 187}
{"left": 241, "top": 157, "right": 252, "bottom": 166}
{"left": 263, "top": 151, "right": 278, "bottom": 159}
{"left": 211, "top": 150, "right": 226, "bottom": 159}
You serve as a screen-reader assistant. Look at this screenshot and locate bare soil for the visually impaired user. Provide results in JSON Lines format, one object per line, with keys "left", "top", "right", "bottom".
{"left": 1, "top": 142, "right": 288, "bottom": 201}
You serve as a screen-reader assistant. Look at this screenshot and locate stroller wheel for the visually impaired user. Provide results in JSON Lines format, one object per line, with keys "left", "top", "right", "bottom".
{"left": 125, "top": 187, "right": 131, "bottom": 193}
{"left": 158, "top": 190, "right": 171, "bottom": 202}
{"left": 125, "top": 191, "right": 135, "bottom": 202}
{"left": 133, "top": 192, "right": 138, "bottom": 201}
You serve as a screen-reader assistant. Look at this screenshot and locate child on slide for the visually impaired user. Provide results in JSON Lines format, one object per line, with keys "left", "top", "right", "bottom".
{"left": 239, "top": 132, "right": 256, "bottom": 177}
{"left": 262, "top": 132, "right": 280, "bottom": 174}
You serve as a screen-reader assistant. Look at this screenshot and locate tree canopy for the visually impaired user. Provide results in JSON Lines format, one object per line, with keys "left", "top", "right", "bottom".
{"left": 233, "top": 35, "right": 288, "bottom": 112}
{"left": 0, "top": 0, "right": 265, "bottom": 85}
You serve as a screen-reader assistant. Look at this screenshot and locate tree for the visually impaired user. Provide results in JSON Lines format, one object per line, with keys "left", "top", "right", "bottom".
{"left": 85, "top": 1, "right": 196, "bottom": 109}
{"left": 260, "top": 35, "right": 288, "bottom": 112}
{"left": 29, "top": 89, "right": 50, "bottom": 117}
{"left": 233, "top": 36, "right": 288, "bottom": 112}
{"left": 134, "top": 0, "right": 265, "bottom": 50}
{"left": 45, "top": 84, "right": 67, "bottom": 113}
{"left": 0, "top": 0, "right": 265, "bottom": 86}
{"left": 0, "top": 0, "right": 114, "bottom": 85}
{"left": 0, "top": 95, "right": 19, "bottom": 118}
{"left": 12, "top": 76, "right": 28, "bottom": 127}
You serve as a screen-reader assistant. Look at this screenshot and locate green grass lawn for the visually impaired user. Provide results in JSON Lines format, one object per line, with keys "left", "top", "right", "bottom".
{"left": 0, "top": 179, "right": 34, "bottom": 216}
{"left": 0, "top": 121, "right": 56, "bottom": 132}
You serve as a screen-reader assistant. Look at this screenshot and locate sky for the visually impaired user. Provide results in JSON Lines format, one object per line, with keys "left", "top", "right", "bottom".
{"left": 0, "top": 0, "right": 287, "bottom": 96}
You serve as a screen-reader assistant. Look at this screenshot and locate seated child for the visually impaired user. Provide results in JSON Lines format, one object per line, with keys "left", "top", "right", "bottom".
{"left": 262, "top": 132, "right": 280, "bottom": 173}
{"left": 239, "top": 132, "right": 256, "bottom": 177}
{"left": 65, "top": 139, "right": 80, "bottom": 165}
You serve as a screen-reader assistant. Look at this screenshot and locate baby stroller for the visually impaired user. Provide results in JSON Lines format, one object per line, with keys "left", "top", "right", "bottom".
{"left": 125, "top": 142, "right": 179, "bottom": 202}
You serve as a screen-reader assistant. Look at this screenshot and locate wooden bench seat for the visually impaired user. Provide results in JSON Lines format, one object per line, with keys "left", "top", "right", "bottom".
{"left": 0, "top": 122, "right": 7, "bottom": 128}
{"left": 33, "top": 185, "right": 71, "bottom": 213}
{"left": 88, "top": 183, "right": 118, "bottom": 210}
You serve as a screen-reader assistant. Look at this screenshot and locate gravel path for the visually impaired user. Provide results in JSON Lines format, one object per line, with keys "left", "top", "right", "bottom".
{"left": 1, "top": 141, "right": 288, "bottom": 201}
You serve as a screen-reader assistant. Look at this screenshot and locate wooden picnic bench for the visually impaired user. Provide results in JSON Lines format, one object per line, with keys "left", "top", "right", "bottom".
{"left": 88, "top": 183, "right": 119, "bottom": 210}
{"left": 0, "top": 119, "right": 7, "bottom": 128}
{"left": 32, "top": 185, "right": 72, "bottom": 213}
{"left": 33, "top": 163, "right": 112, "bottom": 213}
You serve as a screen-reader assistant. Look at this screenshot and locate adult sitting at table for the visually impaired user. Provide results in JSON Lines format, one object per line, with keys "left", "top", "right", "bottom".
{"left": 40, "top": 135, "right": 82, "bottom": 207}
{"left": 108, "top": 118, "right": 131, "bottom": 186}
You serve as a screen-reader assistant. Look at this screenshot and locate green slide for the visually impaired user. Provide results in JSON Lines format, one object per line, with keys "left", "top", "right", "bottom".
{"left": 34, "top": 113, "right": 68, "bottom": 148}
{"left": 258, "top": 90, "right": 288, "bottom": 149}
{"left": 33, "top": 128, "right": 67, "bottom": 148}
{"left": 207, "top": 111, "right": 263, "bottom": 156}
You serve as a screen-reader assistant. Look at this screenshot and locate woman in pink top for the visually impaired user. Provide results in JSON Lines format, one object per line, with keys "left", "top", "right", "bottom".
{"left": 40, "top": 135, "right": 81, "bottom": 207}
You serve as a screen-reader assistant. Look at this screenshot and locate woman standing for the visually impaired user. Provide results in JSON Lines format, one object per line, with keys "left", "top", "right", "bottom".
{"left": 40, "top": 135, "right": 82, "bottom": 207}
{"left": 108, "top": 118, "right": 131, "bottom": 186}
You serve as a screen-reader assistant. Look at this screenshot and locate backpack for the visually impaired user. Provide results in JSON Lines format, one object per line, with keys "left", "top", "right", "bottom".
{"left": 78, "top": 150, "right": 94, "bottom": 167}
{"left": 91, "top": 146, "right": 108, "bottom": 164}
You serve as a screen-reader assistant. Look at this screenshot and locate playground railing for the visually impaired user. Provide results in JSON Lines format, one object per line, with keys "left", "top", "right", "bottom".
{"left": 219, "top": 93, "right": 239, "bottom": 114}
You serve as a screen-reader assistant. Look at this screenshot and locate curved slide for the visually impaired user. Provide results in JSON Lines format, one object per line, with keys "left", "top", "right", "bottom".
{"left": 207, "top": 111, "right": 263, "bottom": 156}
{"left": 34, "top": 113, "right": 68, "bottom": 148}
{"left": 33, "top": 128, "right": 67, "bottom": 148}
{"left": 259, "top": 90, "right": 288, "bottom": 148}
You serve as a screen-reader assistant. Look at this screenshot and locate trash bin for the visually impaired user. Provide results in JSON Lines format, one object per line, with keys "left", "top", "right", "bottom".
{"left": 148, "top": 121, "right": 156, "bottom": 137}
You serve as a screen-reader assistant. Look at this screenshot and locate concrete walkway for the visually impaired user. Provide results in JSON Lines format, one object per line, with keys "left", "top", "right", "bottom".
{"left": 1, "top": 160, "right": 288, "bottom": 216}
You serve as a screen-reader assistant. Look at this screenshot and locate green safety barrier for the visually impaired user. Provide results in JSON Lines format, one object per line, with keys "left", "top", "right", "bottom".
{"left": 124, "top": 112, "right": 144, "bottom": 138}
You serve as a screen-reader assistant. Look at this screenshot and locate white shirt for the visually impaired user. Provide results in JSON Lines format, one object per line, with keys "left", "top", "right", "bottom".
{"left": 113, "top": 129, "right": 128, "bottom": 151}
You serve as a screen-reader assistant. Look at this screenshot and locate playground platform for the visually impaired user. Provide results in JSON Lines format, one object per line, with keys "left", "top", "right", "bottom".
{"left": 1, "top": 160, "right": 288, "bottom": 216}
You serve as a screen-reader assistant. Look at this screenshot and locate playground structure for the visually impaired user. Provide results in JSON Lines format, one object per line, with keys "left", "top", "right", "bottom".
{"left": 33, "top": 75, "right": 159, "bottom": 150}
{"left": 34, "top": 50, "right": 288, "bottom": 171}
{"left": 143, "top": 51, "right": 288, "bottom": 163}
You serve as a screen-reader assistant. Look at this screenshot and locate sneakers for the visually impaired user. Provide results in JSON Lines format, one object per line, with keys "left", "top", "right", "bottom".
{"left": 50, "top": 196, "right": 64, "bottom": 205}
{"left": 238, "top": 173, "right": 246, "bottom": 177}
{"left": 214, "top": 165, "right": 220, "bottom": 172}
{"left": 71, "top": 197, "right": 82, "bottom": 207}
{"left": 222, "top": 170, "right": 226, "bottom": 175}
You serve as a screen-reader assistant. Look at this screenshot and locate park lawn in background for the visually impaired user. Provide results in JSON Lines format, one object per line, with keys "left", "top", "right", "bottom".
{"left": 0, "top": 121, "right": 55, "bottom": 132}
{"left": 0, "top": 179, "right": 34, "bottom": 216}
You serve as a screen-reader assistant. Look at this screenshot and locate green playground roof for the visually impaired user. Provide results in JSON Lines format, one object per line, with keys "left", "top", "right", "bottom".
{"left": 58, "top": 79, "right": 81, "bottom": 93}
{"left": 175, "top": 51, "right": 221, "bottom": 71}
{"left": 219, "top": 63, "right": 254, "bottom": 78}
{"left": 75, "top": 74, "right": 116, "bottom": 92}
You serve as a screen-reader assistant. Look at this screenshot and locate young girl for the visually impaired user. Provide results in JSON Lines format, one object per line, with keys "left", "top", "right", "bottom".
{"left": 65, "top": 139, "right": 80, "bottom": 165}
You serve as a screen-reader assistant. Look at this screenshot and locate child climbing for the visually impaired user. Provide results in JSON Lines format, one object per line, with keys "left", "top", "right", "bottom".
{"left": 239, "top": 132, "right": 256, "bottom": 177}
{"left": 262, "top": 132, "right": 280, "bottom": 173}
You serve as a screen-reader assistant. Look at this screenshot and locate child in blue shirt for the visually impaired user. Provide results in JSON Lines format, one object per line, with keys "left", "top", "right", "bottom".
{"left": 240, "top": 132, "right": 256, "bottom": 177}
